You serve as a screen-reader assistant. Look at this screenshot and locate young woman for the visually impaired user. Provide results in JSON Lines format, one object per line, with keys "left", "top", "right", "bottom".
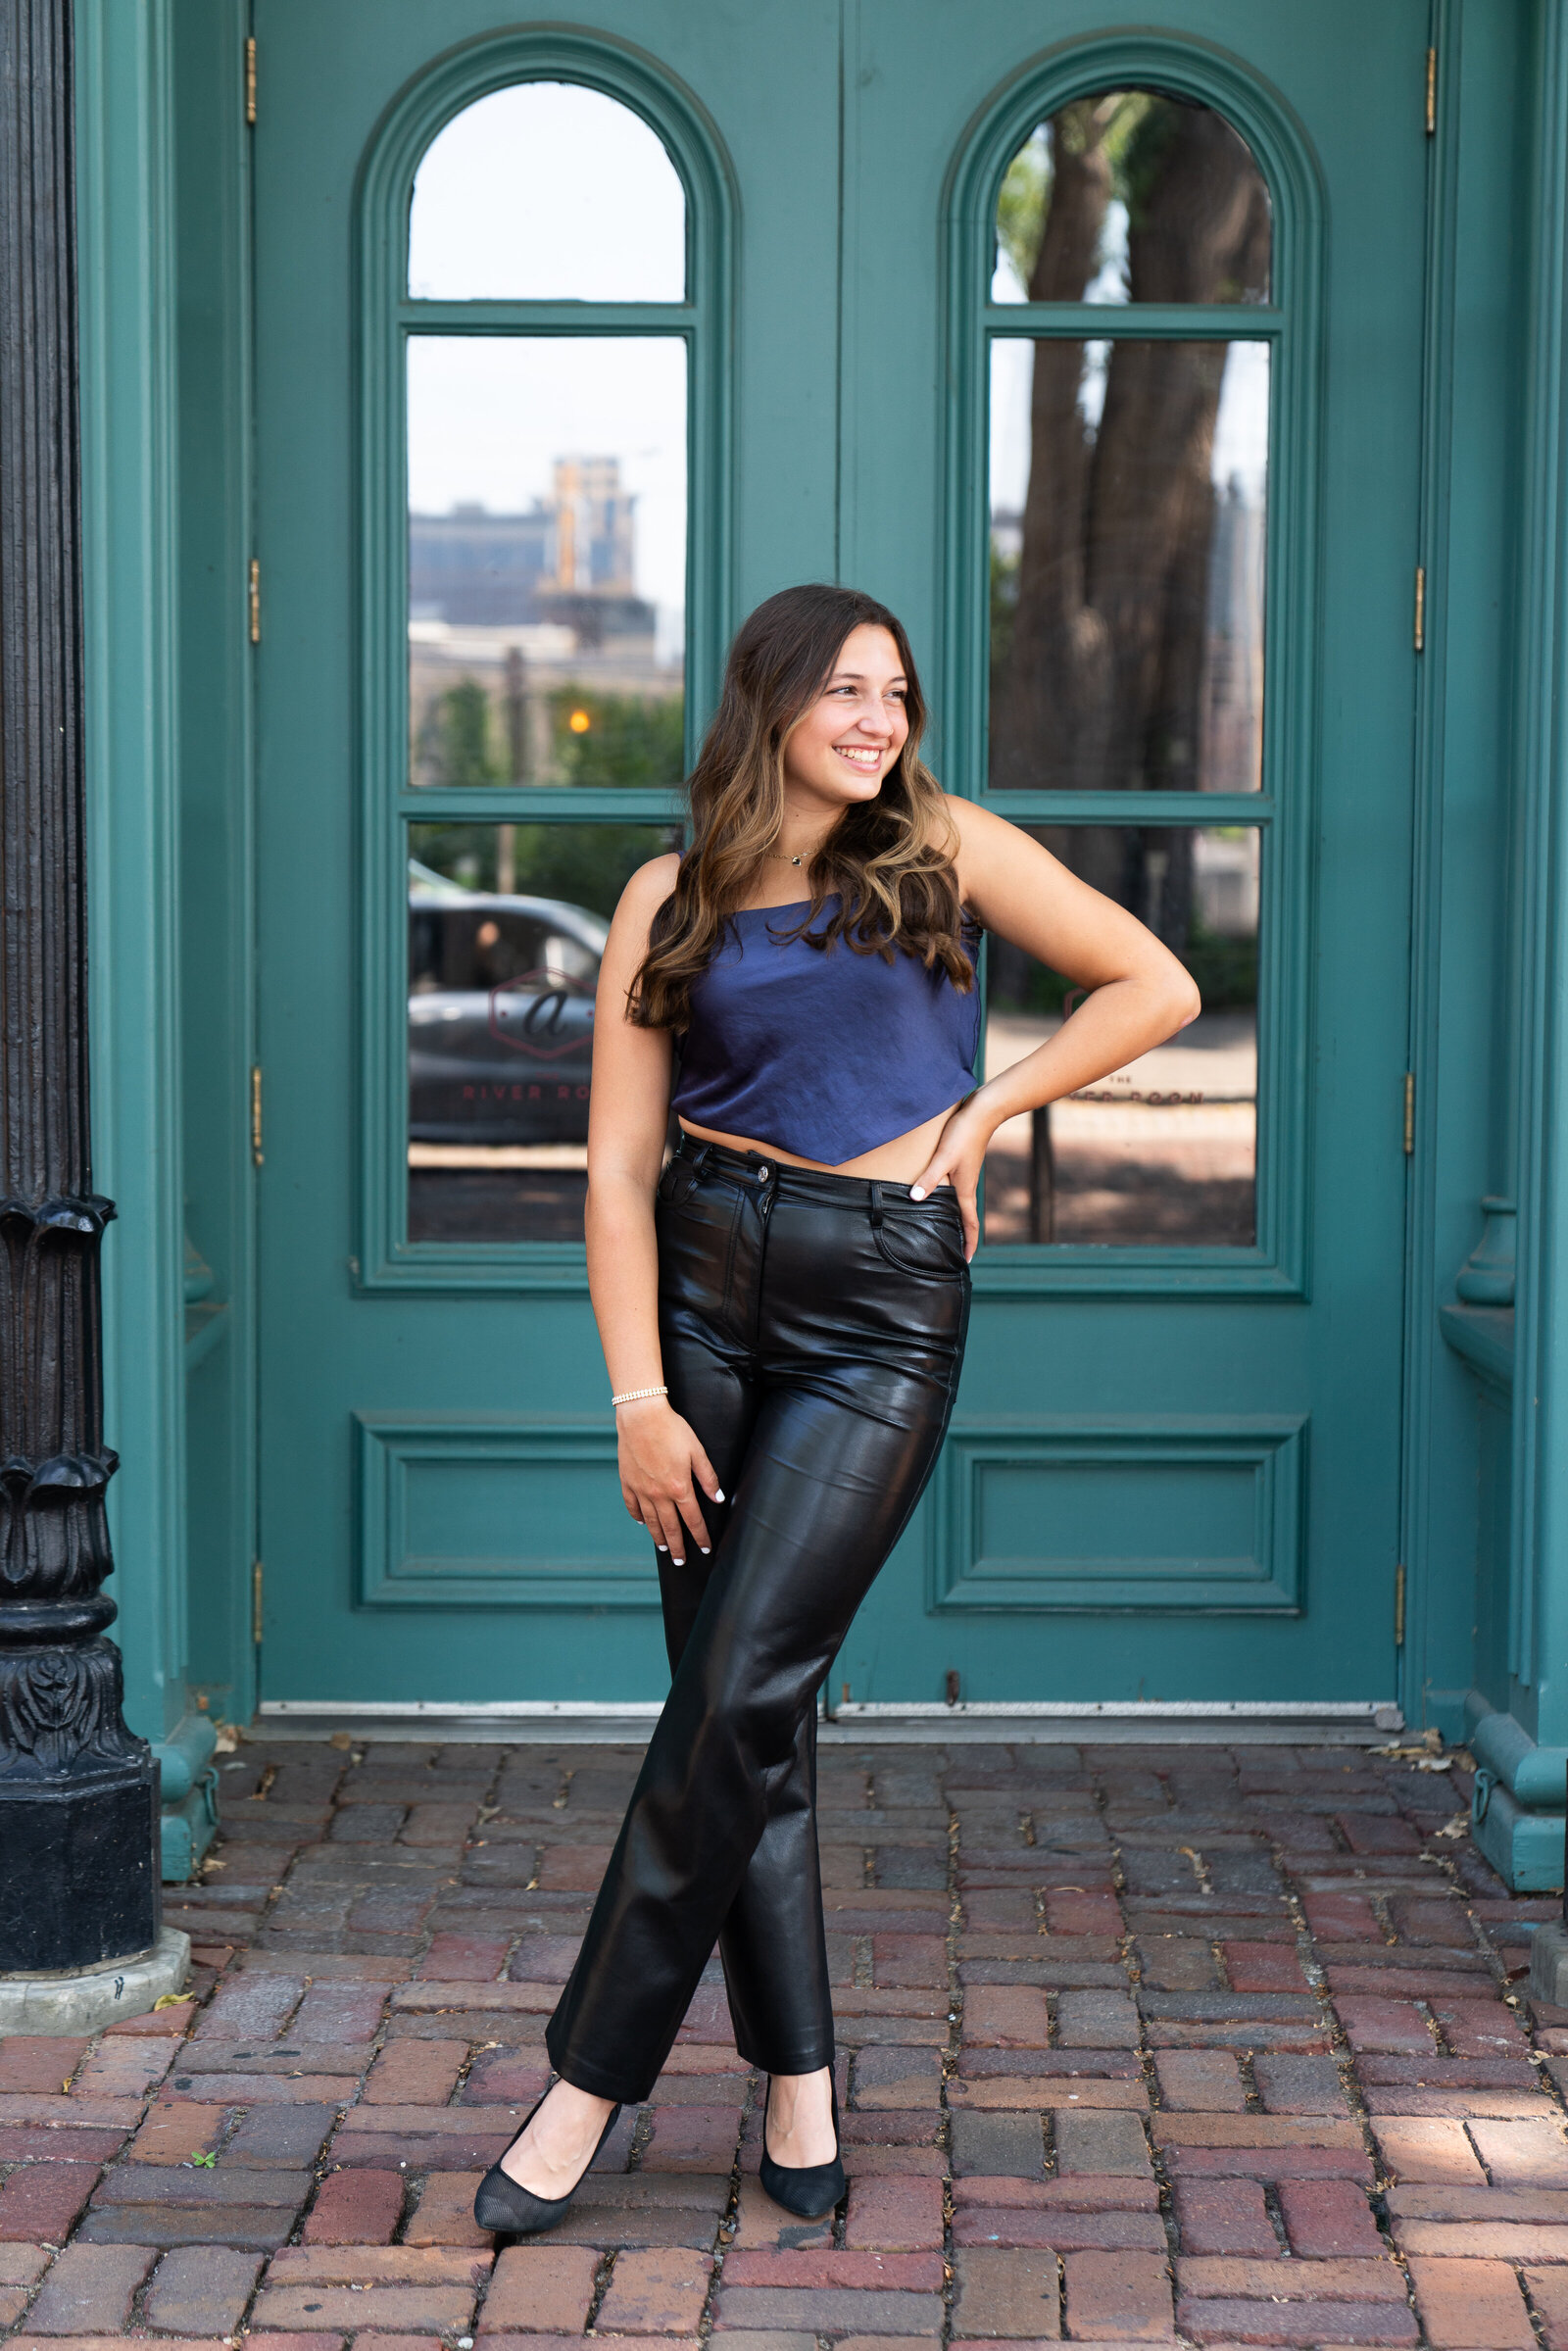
{"left": 474, "top": 583, "right": 1200, "bottom": 2236}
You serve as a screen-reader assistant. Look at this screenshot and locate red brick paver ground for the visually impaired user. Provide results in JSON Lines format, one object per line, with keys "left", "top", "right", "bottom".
{"left": 0, "top": 1736, "right": 1560, "bottom": 2349}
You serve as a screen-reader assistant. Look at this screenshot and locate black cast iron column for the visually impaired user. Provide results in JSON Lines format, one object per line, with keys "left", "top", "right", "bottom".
{"left": 0, "top": 0, "right": 159, "bottom": 1968}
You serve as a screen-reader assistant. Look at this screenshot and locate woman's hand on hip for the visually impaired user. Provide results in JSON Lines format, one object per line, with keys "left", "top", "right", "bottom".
{"left": 909, "top": 1095, "right": 996, "bottom": 1261}
{"left": 617, "top": 1398, "right": 723, "bottom": 1565}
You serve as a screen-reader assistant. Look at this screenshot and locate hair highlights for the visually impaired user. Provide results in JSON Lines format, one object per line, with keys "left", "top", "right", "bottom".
{"left": 629, "top": 584, "right": 971, "bottom": 1029}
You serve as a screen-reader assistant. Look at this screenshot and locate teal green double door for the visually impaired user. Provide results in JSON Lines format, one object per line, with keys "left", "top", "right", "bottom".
{"left": 255, "top": 0, "right": 1427, "bottom": 1712}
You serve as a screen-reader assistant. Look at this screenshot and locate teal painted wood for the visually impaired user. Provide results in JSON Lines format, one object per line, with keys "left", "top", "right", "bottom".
{"left": 834, "top": 0, "right": 1424, "bottom": 1707}
{"left": 255, "top": 0, "right": 1428, "bottom": 1712}
{"left": 983, "top": 302, "right": 1283, "bottom": 338}
{"left": 1440, "top": 1306, "right": 1516, "bottom": 1396}
{"left": 356, "top": 1415, "right": 661, "bottom": 1609}
{"left": 76, "top": 0, "right": 190, "bottom": 1743}
{"left": 927, "top": 1418, "right": 1306, "bottom": 1614}
{"left": 1502, "top": 0, "right": 1568, "bottom": 1746}
{"left": 172, "top": 0, "right": 259, "bottom": 1729}
{"left": 1403, "top": 0, "right": 1535, "bottom": 1744}
{"left": 254, "top": 0, "right": 840, "bottom": 1704}
{"left": 151, "top": 1712, "right": 220, "bottom": 1881}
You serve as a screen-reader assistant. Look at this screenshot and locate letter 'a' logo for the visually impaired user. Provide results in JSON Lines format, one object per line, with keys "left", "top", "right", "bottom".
{"left": 488, "top": 968, "right": 594, "bottom": 1060}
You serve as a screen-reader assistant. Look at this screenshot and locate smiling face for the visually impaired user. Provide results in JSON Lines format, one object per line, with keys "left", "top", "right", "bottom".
{"left": 780, "top": 622, "right": 910, "bottom": 818}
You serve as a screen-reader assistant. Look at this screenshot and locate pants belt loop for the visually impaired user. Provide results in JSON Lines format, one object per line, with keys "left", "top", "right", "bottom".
{"left": 868, "top": 1180, "right": 883, "bottom": 1230}
{"left": 692, "top": 1143, "right": 712, "bottom": 1176}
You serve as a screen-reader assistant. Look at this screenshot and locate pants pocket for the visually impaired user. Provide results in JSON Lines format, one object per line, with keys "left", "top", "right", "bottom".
{"left": 870, "top": 1208, "right": 967, "bottom": 1283}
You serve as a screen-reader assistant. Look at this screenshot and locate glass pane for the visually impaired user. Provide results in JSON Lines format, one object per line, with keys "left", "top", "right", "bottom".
{"left": 408, "top": 820, "right": 680, "bottom": 1244}
{"left": 981, "top": 825, "right": 1258, "bottom": 1248}
{"left": 993, "top": 92, "right": 1270, "bottom": 306}
{"left": 409, "top": 337, "right": 686, "bottom": 787}
{"left": 409, "top": 81, "right": 686, "bottom": 302}
{"left": 990, "top": 338, "right": 1266, "bottom": 792}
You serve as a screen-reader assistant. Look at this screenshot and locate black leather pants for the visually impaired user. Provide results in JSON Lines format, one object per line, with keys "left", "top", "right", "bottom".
{"left": 546, "top": 1135, "right": 970, "bottom": 2103}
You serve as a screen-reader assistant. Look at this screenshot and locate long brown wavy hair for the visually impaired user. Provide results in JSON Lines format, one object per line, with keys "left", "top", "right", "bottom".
{"left": 630, "top": 584, "right": 972, "bottom": 1030}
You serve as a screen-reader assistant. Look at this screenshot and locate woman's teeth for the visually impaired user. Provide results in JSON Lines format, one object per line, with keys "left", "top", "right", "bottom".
{"left": 836, "top": 746, "right": 881, "bottom": 766}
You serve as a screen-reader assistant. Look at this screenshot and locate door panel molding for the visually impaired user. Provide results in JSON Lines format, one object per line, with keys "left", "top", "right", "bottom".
{"left": 928, "top": 1413, "right": 1307, "bottom": 1612}
{"left": 940, "top": 31, "right": 1328, "bottom": 1296}
{"left": 356, "top": 1412, "right": 662, "bottom": 1608}
{"left": 354, "top": 27, "right": 735, "bottom": 1291}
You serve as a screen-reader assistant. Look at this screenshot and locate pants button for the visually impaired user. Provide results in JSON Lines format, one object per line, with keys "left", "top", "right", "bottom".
{"left": 756, "top": 1165, "right": 769, "bottom": 1181}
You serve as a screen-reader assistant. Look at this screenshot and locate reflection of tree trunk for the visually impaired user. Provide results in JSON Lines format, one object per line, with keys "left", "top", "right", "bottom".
{"left": 991, "top": 99, "right": 1270, "bottom": 954}
{"left": 991, "top": 101, "right": 1115, "bottom": 802}
{"left": 1029, "top": 1104, "right": 1055, "bottom": 1243}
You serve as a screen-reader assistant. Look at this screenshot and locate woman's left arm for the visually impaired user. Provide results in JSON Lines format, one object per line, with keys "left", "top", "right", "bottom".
{"left": 911, "top": 800, "right": 1202, "bottom": 1253}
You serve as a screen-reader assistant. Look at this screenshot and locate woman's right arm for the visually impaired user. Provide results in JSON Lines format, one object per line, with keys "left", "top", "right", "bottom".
{"left": 586, "top": 856, "right": 722, "bottom": 1567}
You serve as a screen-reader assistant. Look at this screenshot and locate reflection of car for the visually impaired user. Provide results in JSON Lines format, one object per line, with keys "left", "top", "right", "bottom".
{"left": 409, "top": 873, "right": 608, "bottom": 1144}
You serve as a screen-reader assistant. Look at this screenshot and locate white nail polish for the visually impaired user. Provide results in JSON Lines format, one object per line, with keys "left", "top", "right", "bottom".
{"left": 909, "top": 1186, "right": 926, "bottom": 1200}
{"left": 700, "top": 1545, "right": 710, "bottom": 1554}
{"left": 713, "top": 1488, "right": 726, "bottom": 1501}
{"left": 656, "top": 1542, "right": 667, "bottom": 1550}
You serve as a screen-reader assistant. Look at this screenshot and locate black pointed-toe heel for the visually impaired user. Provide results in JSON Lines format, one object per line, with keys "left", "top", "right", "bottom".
{"left": 473, "top": 2084, "right": 623, "bottom": 2237}
{"left": 759, "top": 2073, "right": 846, "bottom": 2220}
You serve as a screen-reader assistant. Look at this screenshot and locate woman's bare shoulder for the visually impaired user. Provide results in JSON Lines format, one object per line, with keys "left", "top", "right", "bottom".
{"left": 940, "top": 792, "right": 1020, "bottom": 843}
{"left": 625, "top": 850, "right": 683, "bottom": 902}
{"left": 612, "top": 852, "right": 682, "bottom": 926}
{"left": 940, "top": 793, "right": 1021, "bottom": 893}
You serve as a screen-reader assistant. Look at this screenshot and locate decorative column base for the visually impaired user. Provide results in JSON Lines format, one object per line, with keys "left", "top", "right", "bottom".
{"left": 1466, "top": 1696, "right": 1568, "bottom": 1891}
{"left": 0, "top": 1924, "right": 188, "bottom": 2033}
{"left": 0, "top": 1749, "right": 160, "bottom": 1971}
{"left": 152, "top": 1713, "right": 220, "bottom": 1883}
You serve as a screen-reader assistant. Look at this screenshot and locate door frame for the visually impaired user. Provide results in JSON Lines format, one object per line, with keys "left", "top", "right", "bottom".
{"left": 184, "top": 0, "right": 1533, "bottom": 1730}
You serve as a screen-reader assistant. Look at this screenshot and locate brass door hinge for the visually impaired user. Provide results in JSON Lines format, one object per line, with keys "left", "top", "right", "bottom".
{"left": 1402, "top": 1071, "right": 1415, "bottom": 1154}
{"left": 252, "top": 1558, "right": 264, "bottom": 1646}
{"left": 251, "top": 1064, "right": 265, "bottom": 1166}
{"left": 1425, "top": 47, "right": 1436, "bottom": 134}
{"left": 249, "top": 558, "right": 261, "bottom": 644}
{"left": 1395, "top": 1561, "right": 1407, "bottom": 1646}
{"left": 1413, "top": 564, "right": 1426, "bottom": 652}
{"left": 245, "top": 36, "right": 257, "bottom": 125}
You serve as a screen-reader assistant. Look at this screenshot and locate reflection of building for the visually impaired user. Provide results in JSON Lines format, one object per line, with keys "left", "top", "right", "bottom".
{"left": 408, "top": 456, "right": 677, "bottom": 782}
{"left": 410, "top": 456, "right": 650, "bottom": 632}
{"left": 551, "top": 457, "right": 634, "bottom": 596}
{"left": 410, "top": 503, "right": 553, "bottom": 625}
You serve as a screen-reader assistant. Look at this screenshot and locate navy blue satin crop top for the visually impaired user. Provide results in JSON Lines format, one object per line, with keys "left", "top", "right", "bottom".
{"left": 671, "top": 895, "right": 982, "bottom": 1164}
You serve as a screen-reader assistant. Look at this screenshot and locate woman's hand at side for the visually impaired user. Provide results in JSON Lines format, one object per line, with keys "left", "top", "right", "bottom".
{"left": 908, "top": 1095, "right": 993, "bottom": 1262}
{"left": 586, "top": 851, "right": 725, "bottom": 1571}
{"left": 616, "top": 1397, "right": 723, "bottom": 1566}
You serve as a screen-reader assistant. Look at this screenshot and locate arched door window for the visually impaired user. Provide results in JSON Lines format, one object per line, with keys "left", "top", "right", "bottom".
{"left": 358, "top": 53, "right": 729, "bottom": 1274}
{"left": 956, "top": 73, "right": 1308, "bottom": 1274}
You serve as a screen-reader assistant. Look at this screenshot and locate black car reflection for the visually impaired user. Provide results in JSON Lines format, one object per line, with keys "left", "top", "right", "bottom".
{"left": 409, "top": 879, "right": 607, "bottom": 1145}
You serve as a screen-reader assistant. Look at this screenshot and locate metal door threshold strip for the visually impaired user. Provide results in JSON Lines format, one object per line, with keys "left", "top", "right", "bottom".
{"left": 254, "top": 1697, "right": 1404, "bottom": 1744}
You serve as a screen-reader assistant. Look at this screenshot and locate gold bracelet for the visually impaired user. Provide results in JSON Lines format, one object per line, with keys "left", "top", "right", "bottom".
{"left": 611, "top": 1384, "right": 668, "bottom": 1408}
